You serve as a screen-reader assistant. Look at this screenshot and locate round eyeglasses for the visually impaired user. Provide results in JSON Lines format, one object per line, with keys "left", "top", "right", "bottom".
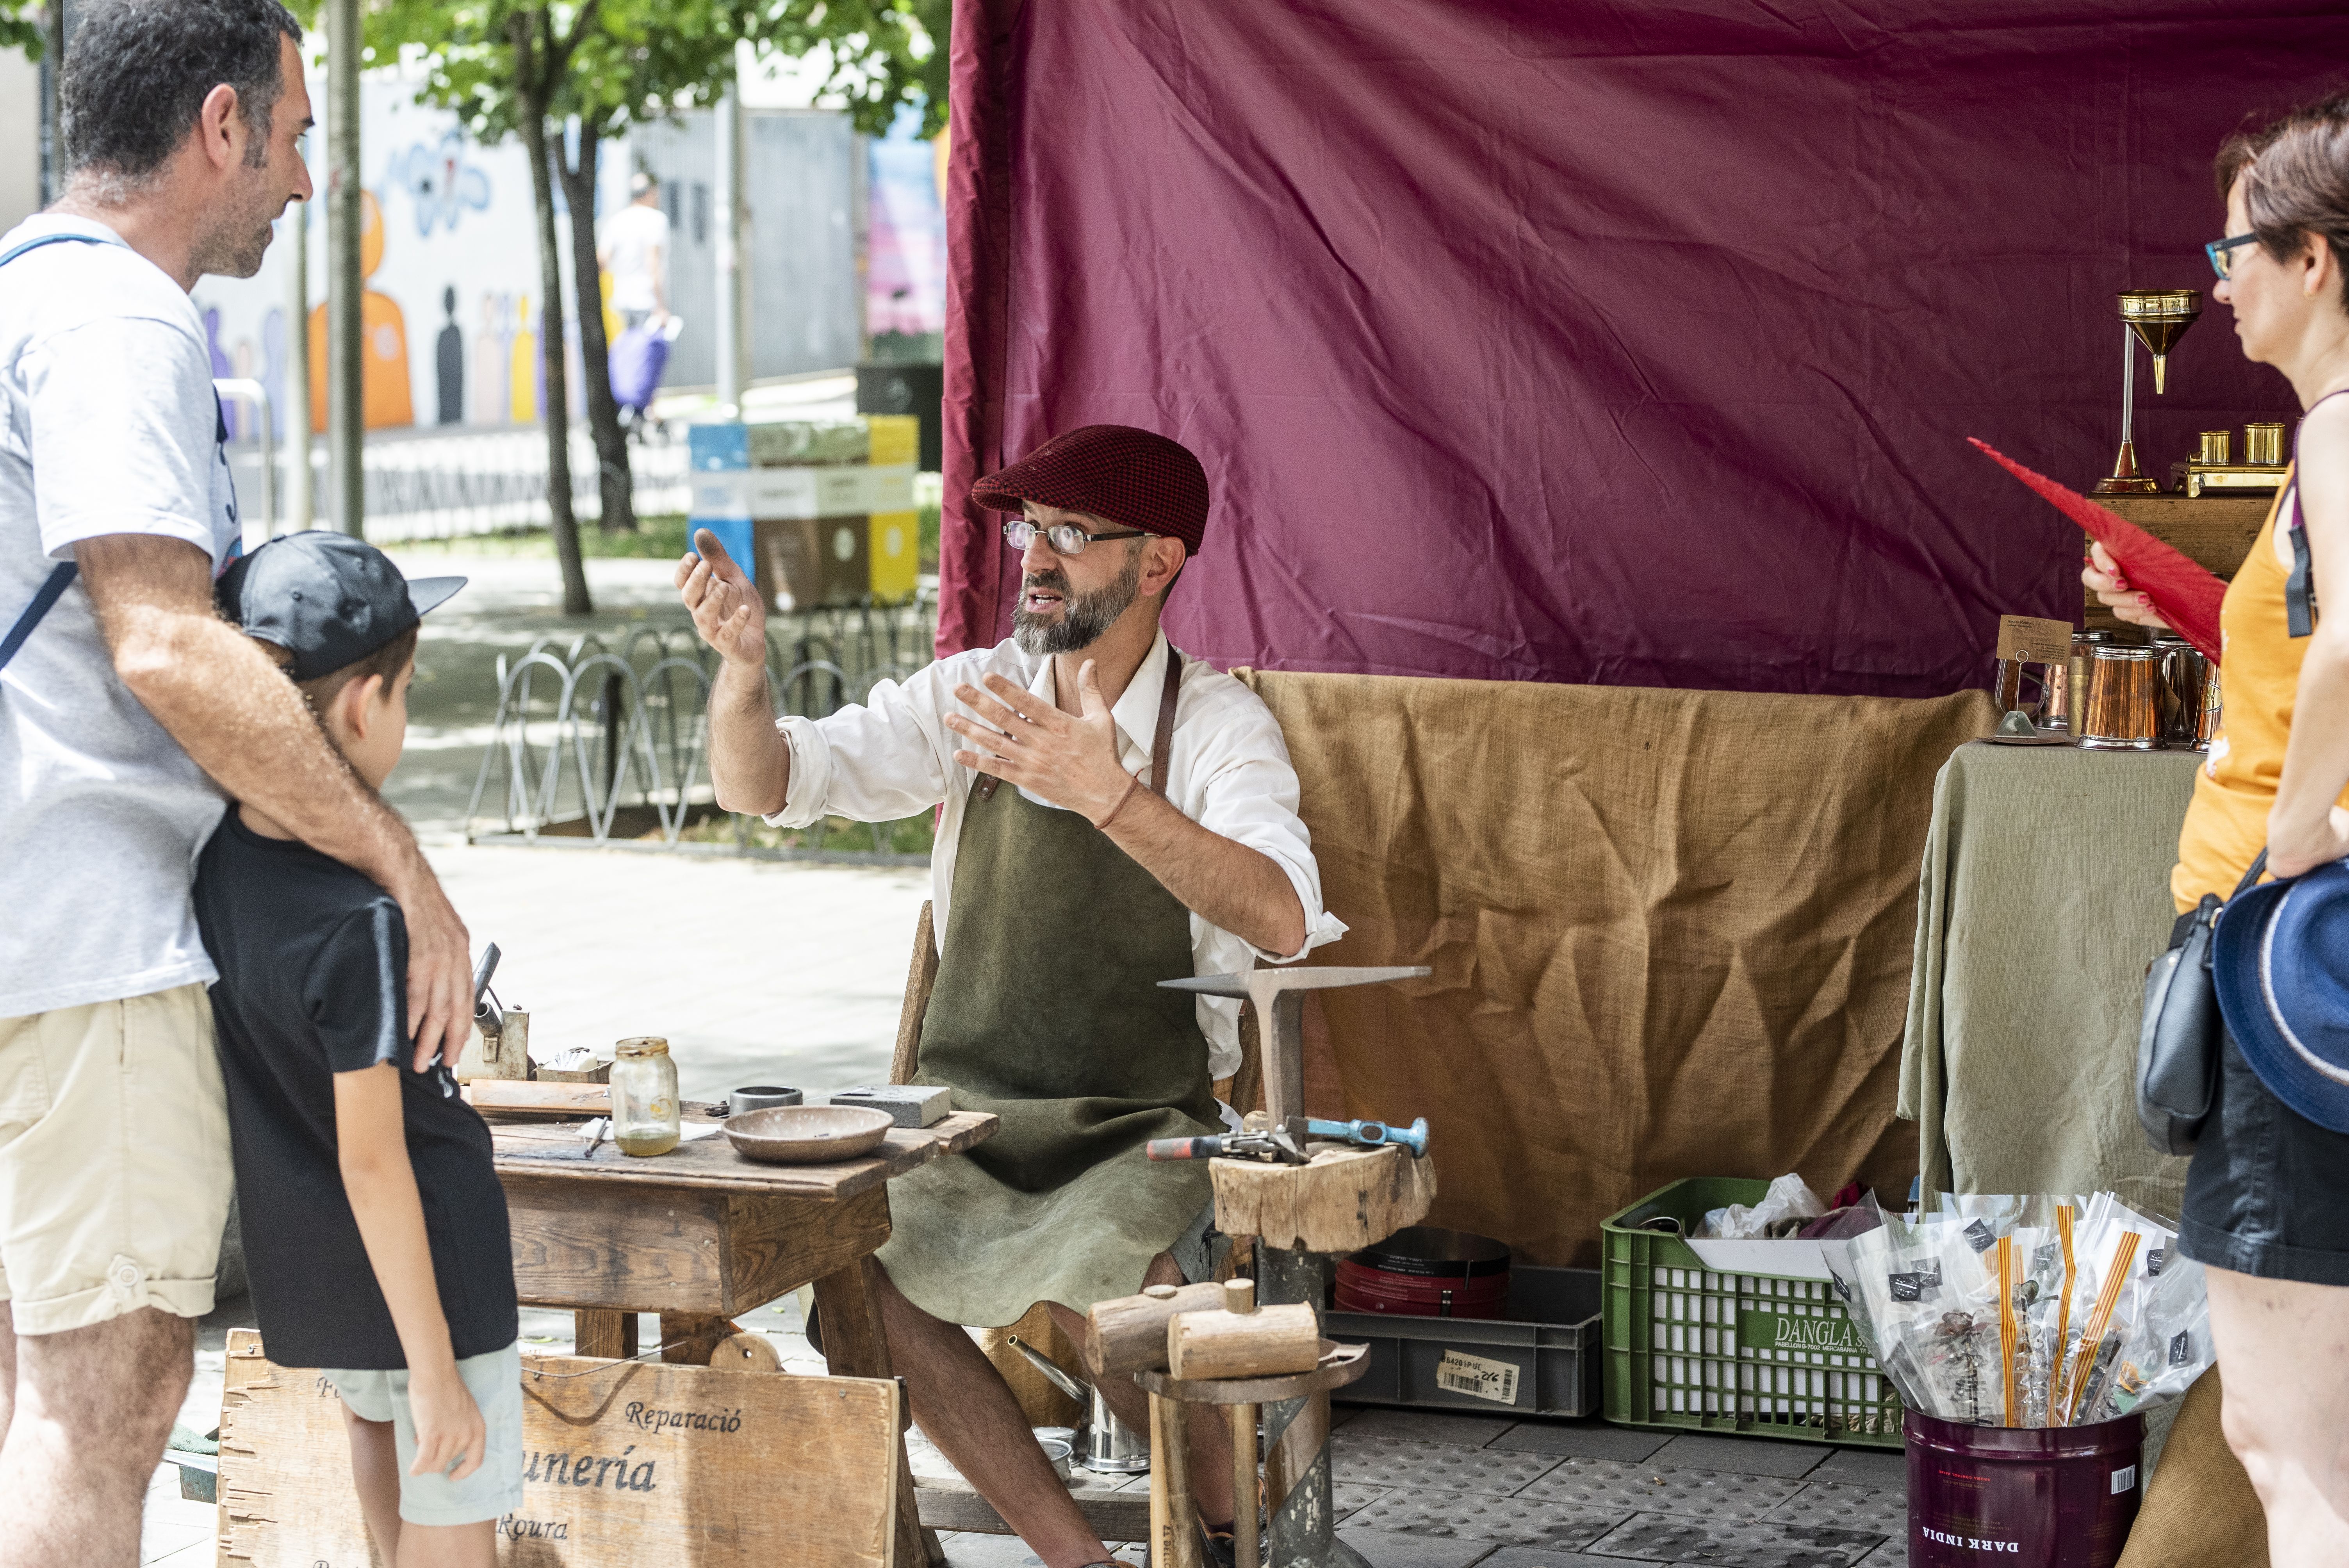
{"left": 1001, "top": 517, "right": 1151, "bottom": 556}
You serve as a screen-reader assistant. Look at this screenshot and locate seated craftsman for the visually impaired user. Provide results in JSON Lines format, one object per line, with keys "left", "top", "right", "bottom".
{"left": 677, "top": 424, "right": 1342, "bottom": 1568}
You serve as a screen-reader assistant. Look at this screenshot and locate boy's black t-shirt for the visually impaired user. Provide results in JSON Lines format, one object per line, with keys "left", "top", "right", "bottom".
{"left": 194, "top": 810, "right": 516, "bottom": 1370}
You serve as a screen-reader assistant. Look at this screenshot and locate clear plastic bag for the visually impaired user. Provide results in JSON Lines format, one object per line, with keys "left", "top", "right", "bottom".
{"left": 1701, "top": 1172, "right": 1826, "bottom": 1239}
{"left": 2078, "top": 1255, "right": 2212, "bottom": 1424}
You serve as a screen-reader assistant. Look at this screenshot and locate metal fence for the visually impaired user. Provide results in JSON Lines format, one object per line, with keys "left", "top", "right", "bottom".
{"left": 464, "top": 595, "right": 937, "bottom": 861}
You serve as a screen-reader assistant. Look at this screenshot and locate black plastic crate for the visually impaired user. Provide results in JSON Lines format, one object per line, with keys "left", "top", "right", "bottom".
{"left": 1328, "top": 1265, "right": 1601, "bottom": 1419}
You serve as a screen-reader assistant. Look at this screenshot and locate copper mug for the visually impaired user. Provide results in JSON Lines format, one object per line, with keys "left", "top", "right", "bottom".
{"left": 2075, "top": 643, "right": 2162, "bottom": 750}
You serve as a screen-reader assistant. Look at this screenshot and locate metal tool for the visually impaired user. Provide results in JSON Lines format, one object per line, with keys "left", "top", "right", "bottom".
{"left": 1005, "top": 1334, "right": 1150, "bottom": 1475}
{"left": 1305, "top": 1117, "right": 1429, "bottom": 1157}
{"left": 471, "top": 943, "right": 503, "bottom": 1035}
{"left": 574, "top": 1117, "right": 608, "bottom": 1161}
{"left": 1160, "top": 966, "right": 1430, "bottom": 1126}
{"left": 1145, "top": 1128, "right": 1309, "bottom": 1166}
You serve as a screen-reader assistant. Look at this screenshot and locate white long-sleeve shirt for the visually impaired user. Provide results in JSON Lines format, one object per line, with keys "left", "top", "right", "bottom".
{"left": 767, "top": 631, "right": 1347, "bottom": 1077}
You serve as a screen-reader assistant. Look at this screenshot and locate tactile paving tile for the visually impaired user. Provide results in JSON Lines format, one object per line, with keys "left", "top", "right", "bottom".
{"left": 1332, "top": 1483, "right": 1388, "bottom": 1523}
{"left": 1856, "top": 1540, "right": 1909, "bottom": 1568}
{"left": 1517, "top": 1457, "right": 1806, "bottom": 1522}
{"left": 1585, "top": 1511, "right": 1887, "bottom": 1568}
{"left": 1768, "top": 1482, "right": 1907, "bottom": 1537}
{"left": 1342, "top": 1486, "right": 1631, "bottom": 1549}
{"left": 1333, "top": 1432, "right": 1563, "bottom": 1495}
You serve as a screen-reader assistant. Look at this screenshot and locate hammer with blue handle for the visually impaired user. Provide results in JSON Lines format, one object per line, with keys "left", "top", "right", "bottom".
{"left": 1305, "top": 1116, "right": 1429, "bottom": 1157}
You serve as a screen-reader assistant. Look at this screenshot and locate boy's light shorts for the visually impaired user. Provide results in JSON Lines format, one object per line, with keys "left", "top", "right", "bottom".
{"left": 327, "top": 1342, "right": 526, "bottom": 1527}
{"left": 0, "top": 984, "right": 233, "bottom": 1332}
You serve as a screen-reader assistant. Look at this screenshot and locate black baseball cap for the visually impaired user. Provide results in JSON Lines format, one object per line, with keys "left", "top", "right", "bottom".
{"left": 215, "top": 533, "right": 465, "bottom": 682}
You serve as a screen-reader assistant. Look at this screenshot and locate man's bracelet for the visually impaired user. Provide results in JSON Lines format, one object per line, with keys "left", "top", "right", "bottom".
{"left": 1095, "top": 772, "right": 1143, "bottom": 832}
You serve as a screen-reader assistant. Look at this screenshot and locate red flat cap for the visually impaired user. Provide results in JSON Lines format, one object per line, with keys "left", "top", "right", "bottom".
{"left": 969, "top": 424, "right": 1210, "bottom": 556}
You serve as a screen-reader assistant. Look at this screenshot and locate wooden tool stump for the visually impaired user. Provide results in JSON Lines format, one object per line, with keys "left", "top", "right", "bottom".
{"left": 1209, "top": 1144, "right": 1435, "bottom": 1254}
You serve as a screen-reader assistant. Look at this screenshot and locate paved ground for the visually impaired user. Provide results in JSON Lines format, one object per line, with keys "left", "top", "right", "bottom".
{"left": 137, "top": 547, "right": 1919, "bottom": 1565}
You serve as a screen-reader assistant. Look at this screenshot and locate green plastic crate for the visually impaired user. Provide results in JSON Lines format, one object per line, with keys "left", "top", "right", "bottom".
{"left": 1602, "top": 1176, "right": 1905, "bottom": 1449}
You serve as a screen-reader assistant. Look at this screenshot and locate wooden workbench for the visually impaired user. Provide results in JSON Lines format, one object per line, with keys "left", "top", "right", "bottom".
{"left": 490, "top": 1108, "right": 997, "bottom": 1568}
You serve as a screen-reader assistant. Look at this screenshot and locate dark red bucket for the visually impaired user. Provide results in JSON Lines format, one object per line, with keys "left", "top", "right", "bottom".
{"left": 1907, "top": 1409, "right": 2143, "bottom": 1567}
{"left": 1336, "top": 1226, "right": 1510, "bottom": 1319}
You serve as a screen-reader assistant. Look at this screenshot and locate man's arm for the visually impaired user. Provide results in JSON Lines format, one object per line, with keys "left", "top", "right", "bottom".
{"left": 76, "top": 533, "right": 471, "bottom": 1068}
{"left": 334, "top": 1065, "right": 485, "bottom": 1480}
{"left": 945, "top": 665, "right": 1309, "bottom": 957}
{"left": 675, "top": 530, "right": 790, "bottom": 814}
{"left": 2271, "top": 399, "right": 2349, "bottom": 877}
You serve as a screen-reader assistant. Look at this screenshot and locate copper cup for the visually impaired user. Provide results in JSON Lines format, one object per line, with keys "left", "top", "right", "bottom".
{"left": 2075, "top": 644, "right": 2161, "bottom": 750}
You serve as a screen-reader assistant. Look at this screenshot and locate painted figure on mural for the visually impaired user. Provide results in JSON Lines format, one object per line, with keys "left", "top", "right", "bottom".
{"left": 307, "top": 189, "right": 414, "bottom": 431}
{"left": 472, "top": 291, "right": 511, "bottom": 426}
{"left": 436, "top": 286, "right": 464, "bottom": 425}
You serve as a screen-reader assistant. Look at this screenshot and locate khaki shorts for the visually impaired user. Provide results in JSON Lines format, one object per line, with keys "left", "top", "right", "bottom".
{"left": 0, "top": 984, "right": 232, "bottom": 1333}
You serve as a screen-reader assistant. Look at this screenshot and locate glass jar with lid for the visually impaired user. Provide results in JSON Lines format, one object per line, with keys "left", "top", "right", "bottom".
{"left": 610, "top": 1036, "right": 681, "bottom": 1156}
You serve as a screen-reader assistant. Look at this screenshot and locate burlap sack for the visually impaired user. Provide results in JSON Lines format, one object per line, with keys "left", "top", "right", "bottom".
{"left": 2117, "top": 1369, "right": 2268, "bottom": 1568}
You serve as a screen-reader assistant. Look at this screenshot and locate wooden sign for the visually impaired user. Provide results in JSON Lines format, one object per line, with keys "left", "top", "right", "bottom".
{"left": 1995, "top": 613, "right": 2073, "bottom": 666}
{"left": 217, "top": 1331, "right": 899, "bottom": 1568}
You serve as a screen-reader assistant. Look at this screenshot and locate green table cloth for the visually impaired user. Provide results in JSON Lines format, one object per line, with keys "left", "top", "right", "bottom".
{"left": 1899, "top": 741, "right": 2200, "bottom": 1215}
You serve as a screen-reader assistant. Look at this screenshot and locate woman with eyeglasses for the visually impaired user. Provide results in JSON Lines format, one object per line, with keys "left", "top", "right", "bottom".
{"left": 2085, "top": 96, "right": 2349, "bottom": 1562}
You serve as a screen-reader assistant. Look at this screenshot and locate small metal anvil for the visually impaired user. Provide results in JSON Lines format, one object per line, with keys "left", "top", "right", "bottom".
{"left": 1160, "top": 966, "right": 1429, "bottom": 1126}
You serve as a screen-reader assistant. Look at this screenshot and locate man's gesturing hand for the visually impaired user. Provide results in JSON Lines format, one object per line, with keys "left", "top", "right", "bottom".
{"left": 675, "top": 529, "right": 768, "bottom": 667}
{"left": 946, "top": 665, "right": 1135, "bottom": 823}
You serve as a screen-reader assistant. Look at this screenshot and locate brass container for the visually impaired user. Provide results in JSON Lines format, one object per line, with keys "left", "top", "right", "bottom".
{"left": 2075, "top": 644, "right": 2162, "bottom": 750}
{"left": 2198, "top": 430, "right": 2233, "bottom": 464}
{"left": 2117, "top": 289, "right": 2202, "bottom": 395}
{"left": 2246, "top": 422, "right": 2286, "bottom": 466}
{"left": 2150, "top": 632, "right": 2212, "bottom": 750}
{"left": 2069, "top": 631, "right": 2114, "bottom": 739}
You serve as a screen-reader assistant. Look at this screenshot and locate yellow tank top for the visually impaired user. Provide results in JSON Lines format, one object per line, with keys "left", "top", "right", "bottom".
{"left": 2171, "top": 463, "right": 2349, "bottom": 908}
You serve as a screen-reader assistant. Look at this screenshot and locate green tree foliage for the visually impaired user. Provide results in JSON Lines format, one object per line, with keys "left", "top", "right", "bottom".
{"left": 299, "top": 1, "right": 938, "bottom": 609}
{"left": 0, "top": 2, "right": 45, "bottom": 61}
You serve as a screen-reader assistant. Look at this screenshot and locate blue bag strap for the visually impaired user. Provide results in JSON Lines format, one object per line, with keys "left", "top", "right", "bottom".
{"left": 0, "top": 232, "right": 125, "bottom": 672}
{"left": 0, "top": 562, "right": 78, "bottom": 674}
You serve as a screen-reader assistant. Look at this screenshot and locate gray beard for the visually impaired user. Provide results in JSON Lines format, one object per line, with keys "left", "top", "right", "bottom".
{"left": 1013, "top": 549, "right": 1142, "bottom": 655}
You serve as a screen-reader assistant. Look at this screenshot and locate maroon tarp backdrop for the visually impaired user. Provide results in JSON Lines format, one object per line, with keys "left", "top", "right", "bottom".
{"left": 940, "top": 0, "right": 2348, "bottom": 695}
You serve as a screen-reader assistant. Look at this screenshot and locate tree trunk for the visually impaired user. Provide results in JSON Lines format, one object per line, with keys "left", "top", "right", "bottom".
{"left": 518, "top": 102, "right": 593, "bottom": 615}
{"left": 559, "top": 116, "right": 636, "bottom": 533}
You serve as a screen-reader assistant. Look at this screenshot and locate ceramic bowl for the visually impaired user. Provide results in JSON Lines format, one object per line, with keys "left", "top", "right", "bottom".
{"left": 724, "top": 1104, "right": 894, "bottom": 1164}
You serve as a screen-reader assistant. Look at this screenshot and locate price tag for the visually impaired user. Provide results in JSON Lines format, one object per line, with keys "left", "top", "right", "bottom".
{"left": 1996, "top": 614, "right": 2074, "bottom": 665}
{"left": 1434, "top": 1350, "right": 1520, "bottom": 1406}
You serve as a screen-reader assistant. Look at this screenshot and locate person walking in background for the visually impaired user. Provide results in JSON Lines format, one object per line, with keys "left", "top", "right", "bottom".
{"left": 0, "top": 5, "right": 473, "bottom": 1563}
{"left": 599, "top": 171, "right": 670, "bottom": 333}
{"left": 2088, "top": 93, "right": 2349, "bottom": 1565}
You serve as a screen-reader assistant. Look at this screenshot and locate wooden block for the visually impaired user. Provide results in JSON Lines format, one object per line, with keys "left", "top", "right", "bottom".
{"left": 660, "top": 1313, "right": 748, "bottom": 1365}
{"left": 217, "top": 1329, "right": 898, "bottom": 1568}
{"left": 503, "top": 1177, "right": 891, "bottom": 1316}
{"left": 709, "top": 1333, "right": 784, "bottom": 1374}
{"left": 1210, "top": 1144, "right": 1435, "bottom": 1254}
{"left": 1087, "top": 1282, "right": 1227, "bottom": 1377}
{"left": 468, "top": 1080, "right": 611, "bottom": 1118}
{"left": 1166, "top": 1302, "right": 1320, "bottom": 1380}
{"left": 575, "top": 1309, "right": 638, "bottom": 1360}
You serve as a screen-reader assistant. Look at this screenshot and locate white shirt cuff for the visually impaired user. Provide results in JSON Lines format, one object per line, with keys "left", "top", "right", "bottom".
{"left": 1248, "top": 859, "right": 1349, "bottom": 966}
{"left": 761, "top": 715, "right": 833, "bottom": 829}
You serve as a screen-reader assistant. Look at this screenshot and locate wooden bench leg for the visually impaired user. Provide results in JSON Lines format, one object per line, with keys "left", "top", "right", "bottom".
{"left": 658, "top": 1311, "right": 747, "bottom": 1365}
{"left": 814, "top": 1254, "right": 940, "bottom": 1568}
{"left": 574, "top": 1308, "right": 637, "bottom": 1360}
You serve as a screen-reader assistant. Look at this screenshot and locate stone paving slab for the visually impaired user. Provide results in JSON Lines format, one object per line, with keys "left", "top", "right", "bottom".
{"left": 1517, "top": 1457, "right": 1807, "bottom": 1523}
{"left": 1335, "top": 1482, "right": 1391, "bottom": 1522}
{"left": 1806, "top": 1449, "right": 1909, "bottom": 1491}
{"left": 1487, "top": 1422, "right": 1672, "bottom": 1464}
{"left": 1584, "top": 1513, "right": 1885, "bottom": 1568}
{"left": 1334, "top": 1433, "right": 1565, "bottom": 1497}
{"left": 1479, "top": 1550, "right": 1655, "bottom": 1566}
{"left": 1766, "top": 1481, "right": 1906, "bottom": 1537}
{"left": 1344, "top": 1487, "right": 1631, "bottom": 1552}
{"left": 1857, "top": 1541, "right": 1909, "bottom": 1567}
{"left": 1338, "top": 1407, "right": 1522, "bottom": 1448}
{"left": 1644, "top": 1434, "right": 1833, "bottom": 1479}
{"left": 1337, "top": 1528, "right": 1502, "bottom": 1568}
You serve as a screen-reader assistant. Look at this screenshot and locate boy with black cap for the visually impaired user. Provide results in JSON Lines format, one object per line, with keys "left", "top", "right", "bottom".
{"left": 195, "top": 534, "right": 519, "bottom": 1564}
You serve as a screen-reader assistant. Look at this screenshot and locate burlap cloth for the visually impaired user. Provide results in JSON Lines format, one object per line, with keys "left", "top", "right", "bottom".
{"left": 1235, "top": 670, "right": 1994, "bottom": 1266}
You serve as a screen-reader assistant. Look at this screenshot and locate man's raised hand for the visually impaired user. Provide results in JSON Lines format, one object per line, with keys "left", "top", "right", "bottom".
{"left": 675, "top": 529, "right": 768, "bottom": 666}
{"left": 944, "top": 664, "right": 1132, "bottom": 823}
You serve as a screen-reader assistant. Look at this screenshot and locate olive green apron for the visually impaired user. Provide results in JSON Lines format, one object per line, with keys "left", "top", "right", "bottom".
{"left": 875, "top": 656, "right": 1220, "bottom": 1327}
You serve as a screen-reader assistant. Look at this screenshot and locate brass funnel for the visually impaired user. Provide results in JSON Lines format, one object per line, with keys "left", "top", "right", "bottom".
{"left": 2118, "top": 289, "right": 2201, "bottom": 394}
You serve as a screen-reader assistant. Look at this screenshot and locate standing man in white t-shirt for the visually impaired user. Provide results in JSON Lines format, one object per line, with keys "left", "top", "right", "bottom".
{"left": 599, "top": 171, "right": 671, "bottom": 331}
{"left": 0, "top": 4, "right": 473, "bottom": 1559}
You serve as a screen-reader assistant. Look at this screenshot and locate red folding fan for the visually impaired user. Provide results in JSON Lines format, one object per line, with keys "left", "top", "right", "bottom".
{"left": 1969, "top": 438, "right": 2227, "bottom": 661}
